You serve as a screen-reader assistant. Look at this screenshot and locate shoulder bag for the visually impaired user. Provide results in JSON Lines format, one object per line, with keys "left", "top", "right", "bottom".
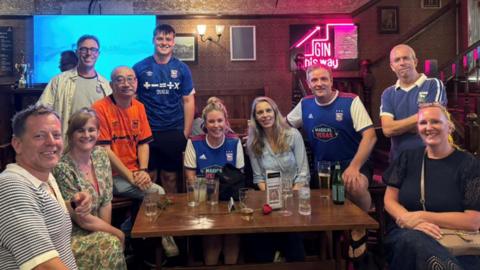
{"left": 420, "top": 153, "right": 480, "bottom": 256}
{"left": 216, "top": 163, "right": 245, "bottom": 201}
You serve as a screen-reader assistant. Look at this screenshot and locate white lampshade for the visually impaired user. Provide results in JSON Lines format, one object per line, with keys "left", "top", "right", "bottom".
{"left": 197, "top": 24, "right": 207, "bottom": 35}
{"left": 215, "top": 25, "right": 225, "bottom": 36}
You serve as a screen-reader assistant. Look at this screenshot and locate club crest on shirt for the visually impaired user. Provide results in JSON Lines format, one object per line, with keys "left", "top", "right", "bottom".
{"left": 335, "top": 111, "right": 343, "bottom": 122}
{"left": 171, "top": 70, "right": 178, "bottom": 79}
{"left": 312, "top": 124, "right": 338, "bottom": 142}
{"left": 226, "top": 151, "right": 234, "bottom": 162}
{"left": 132, "top": 120, "right": 139, "bottom": 129}
{"left": 417, "top": 91, "right": 428, "bottom": 104}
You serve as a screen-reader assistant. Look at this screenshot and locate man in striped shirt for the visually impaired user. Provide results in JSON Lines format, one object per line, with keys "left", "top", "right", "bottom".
{"left": 0, "top": 105, "right": 91, "bottom": 269}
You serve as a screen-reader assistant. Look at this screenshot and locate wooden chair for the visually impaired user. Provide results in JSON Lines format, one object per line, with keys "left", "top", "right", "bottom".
{"left": 368, "top": 178, "right": 387, "bottom": 248}
{"left": 229, "top": 118, "right": 249, "bottom": 136}
{"left": 112, "top": 196, "right": 133, "bottom": 209}
{"left": 111, "top": 196, "right": 133, "bottom": 228}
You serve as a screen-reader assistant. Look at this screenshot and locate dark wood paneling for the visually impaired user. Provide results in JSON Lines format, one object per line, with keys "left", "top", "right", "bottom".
{"left": 195, "top": 87, "right": 265, "bottom": 134}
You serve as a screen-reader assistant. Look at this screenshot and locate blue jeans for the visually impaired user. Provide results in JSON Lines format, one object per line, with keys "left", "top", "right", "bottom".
{"left": 112, "top": 175, "right": 165, "bottom": 200}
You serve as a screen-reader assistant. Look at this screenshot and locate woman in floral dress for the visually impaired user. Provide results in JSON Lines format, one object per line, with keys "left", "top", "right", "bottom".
{"left": 53, "top": 108, "right": 126, "bottom": 269}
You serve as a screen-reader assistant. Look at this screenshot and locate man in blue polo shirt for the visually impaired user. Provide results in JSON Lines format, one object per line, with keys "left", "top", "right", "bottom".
{"left": 380, "top": 44, "right": 446, "bottom": 161}
{"left": 133, "top": 24, "right": 195, "bottom": 193}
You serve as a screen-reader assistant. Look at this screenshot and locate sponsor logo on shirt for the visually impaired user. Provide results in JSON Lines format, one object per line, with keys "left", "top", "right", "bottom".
{"left": 199, "top": 154, "right": 207, "bottom": 160}
{"left": 142, "top": 81, "right": 180, "bottom": 93}
{"left": 171, "top": 70, "right": 178, "bottom": 79}
{"left": 203, "top": 165, "right": 222, "bottom": 179}
{"left": 312, "top": 124, "right": 338, "bottom": 142}
{"left": 143, "top": 81, "right": 151, "bottom": 89}
{"left": 112, "top": 134, "right": 138, "bottom": 143}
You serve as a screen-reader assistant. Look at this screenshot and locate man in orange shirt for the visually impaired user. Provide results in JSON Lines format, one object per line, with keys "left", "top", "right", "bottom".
{"left": 92, "top": 66, "right": 164, "bottom": 199}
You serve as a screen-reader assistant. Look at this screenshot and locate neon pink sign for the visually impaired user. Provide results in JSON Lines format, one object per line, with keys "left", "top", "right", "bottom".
{"left": 292, "top": 23, "right": 356, "bottom": 69}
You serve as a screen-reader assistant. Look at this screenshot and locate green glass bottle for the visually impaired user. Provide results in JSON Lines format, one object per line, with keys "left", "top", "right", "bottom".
{"left": 332, "top": 162, "right": 345, "bottom": 205}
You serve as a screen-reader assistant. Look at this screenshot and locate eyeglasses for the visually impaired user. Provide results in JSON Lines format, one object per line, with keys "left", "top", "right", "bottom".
{"left": 114, "top": 76, "right": 137, "bottom": 85}
{"left": 78, "top": 47, "right": 99, "bottom": 54}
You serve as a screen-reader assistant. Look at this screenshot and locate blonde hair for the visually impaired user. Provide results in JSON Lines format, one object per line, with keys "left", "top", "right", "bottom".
{"left": 247, "top": 97, "right": 290, "bottom": 156}
{"left": 65, "top": 108, "right": 99, "bottom": 153}
{"left": 201, "top": 97, "right": 233, "bottom": 134}
{"left": 306, "top": 64, "right": 332, "bottom": 82}
{"left": 418, "top": 102, "right": 460, "bottom": 150}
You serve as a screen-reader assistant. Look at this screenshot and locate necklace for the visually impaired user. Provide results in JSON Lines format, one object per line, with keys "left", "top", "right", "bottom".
{"left": 77, "top": 159, "right": 93, "bottom": 178}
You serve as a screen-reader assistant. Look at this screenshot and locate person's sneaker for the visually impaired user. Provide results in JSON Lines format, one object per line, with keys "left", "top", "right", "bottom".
{"left": 162, "top": 236, "right": 179, "bottom": 257}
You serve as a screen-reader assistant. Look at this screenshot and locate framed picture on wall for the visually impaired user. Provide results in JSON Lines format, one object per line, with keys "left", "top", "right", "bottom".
{"left": 174, "top": 33, "right": 198, "bottom": 63}
{"left": 377, "top": 6, "right": 399, "bottom": 34}
{"left": 230, "top": 26, "right": 256, "bottom": 61}
{"left": 421, "top": 0, "right": 441, "bottom": 9}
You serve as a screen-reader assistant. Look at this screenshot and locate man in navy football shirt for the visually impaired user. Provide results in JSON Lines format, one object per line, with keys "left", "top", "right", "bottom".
{"left": 287, "top": 65, "right": 377, "bottom": 259}
{"left": 133, "top": 24, "right": 195, "bottom": 193}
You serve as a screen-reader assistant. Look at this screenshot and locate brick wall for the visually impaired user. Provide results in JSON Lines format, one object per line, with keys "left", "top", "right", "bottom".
{"left": 0, "top": 0, "right": 460, "bottom": 120}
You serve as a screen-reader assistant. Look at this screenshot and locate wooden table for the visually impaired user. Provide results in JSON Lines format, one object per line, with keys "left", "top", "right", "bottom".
{"left": 132, "top": 190, "right": 378, "bottom": 269}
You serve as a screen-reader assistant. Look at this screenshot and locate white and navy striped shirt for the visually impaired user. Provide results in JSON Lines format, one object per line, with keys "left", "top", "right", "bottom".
{"left": 0, "top": 164, "right": 77, "bottom": 269}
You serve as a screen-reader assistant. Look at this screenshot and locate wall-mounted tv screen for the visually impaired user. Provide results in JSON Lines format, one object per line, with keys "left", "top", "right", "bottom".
{"left": 33, "top": 15, "right": 156, "bottom": 83}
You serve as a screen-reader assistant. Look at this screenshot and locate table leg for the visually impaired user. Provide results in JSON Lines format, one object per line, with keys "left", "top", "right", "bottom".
{"left": 156, "top": 238, "right": 163, "bottom": 270}
{"left": 332, "top": 231, "right": 345, "bottom": 270}
{"left": 320, "top": 231, "right": 333, "bottom": 260}
{"left": 186, "top": 236, "right": 195, "bottom": 266}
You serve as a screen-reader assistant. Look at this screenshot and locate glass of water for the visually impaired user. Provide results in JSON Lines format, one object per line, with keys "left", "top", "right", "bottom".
{"left": 187, "top": 179, "right": 199, "bottom": 207}
{"left": 206, "top": 176, "right": 219, "bottom": 205}
{"left": 279, "top": 178, "right": 293, "bottom": 216}
{"left": 144, "top": 189, "right": 158, "bottom": 220}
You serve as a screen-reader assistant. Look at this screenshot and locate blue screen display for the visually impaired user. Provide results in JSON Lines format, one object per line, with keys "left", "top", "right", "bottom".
{"left": 33, "top": 15, "right": 155, "bottom": 83}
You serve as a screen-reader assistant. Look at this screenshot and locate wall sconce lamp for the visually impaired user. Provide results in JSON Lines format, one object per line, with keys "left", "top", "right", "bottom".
{"left": 197, "top": 24, "right": 225, "bottom": 42}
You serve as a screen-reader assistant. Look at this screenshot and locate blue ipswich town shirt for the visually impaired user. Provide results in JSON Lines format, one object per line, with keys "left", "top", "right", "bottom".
{"left": 300, "top": 93, "right": 372, "bottom": 163}
{"left": 133, "top": 56, "right": 194, "bottom": 131}
{"left": 380, "top": 74, "right": 446, "bottom": 161}
{"left": 188, "top": 134, "right": 241, "bottom": 177}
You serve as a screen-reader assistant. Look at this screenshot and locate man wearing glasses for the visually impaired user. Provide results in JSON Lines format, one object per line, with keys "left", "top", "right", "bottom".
{"left": 380, "top": 44, "right": 447, "bottom": 161}
{"left": 39, "top": 35, "right": 112, "bottom": 139}
{"left": 92, "top": 66, "right": 164, "bottom": 201}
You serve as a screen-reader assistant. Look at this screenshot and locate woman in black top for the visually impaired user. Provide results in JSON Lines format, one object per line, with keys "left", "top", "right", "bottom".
{"left": 383, "top": 103, "right": 480, "bottom": 270}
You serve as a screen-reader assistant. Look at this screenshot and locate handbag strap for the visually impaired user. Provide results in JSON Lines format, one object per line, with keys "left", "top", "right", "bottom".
{"left": 420, "top": 151, "right": 427, "bottom": 211}
{"left": 420, "top": 151, "right": 480, "bottom": 240}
